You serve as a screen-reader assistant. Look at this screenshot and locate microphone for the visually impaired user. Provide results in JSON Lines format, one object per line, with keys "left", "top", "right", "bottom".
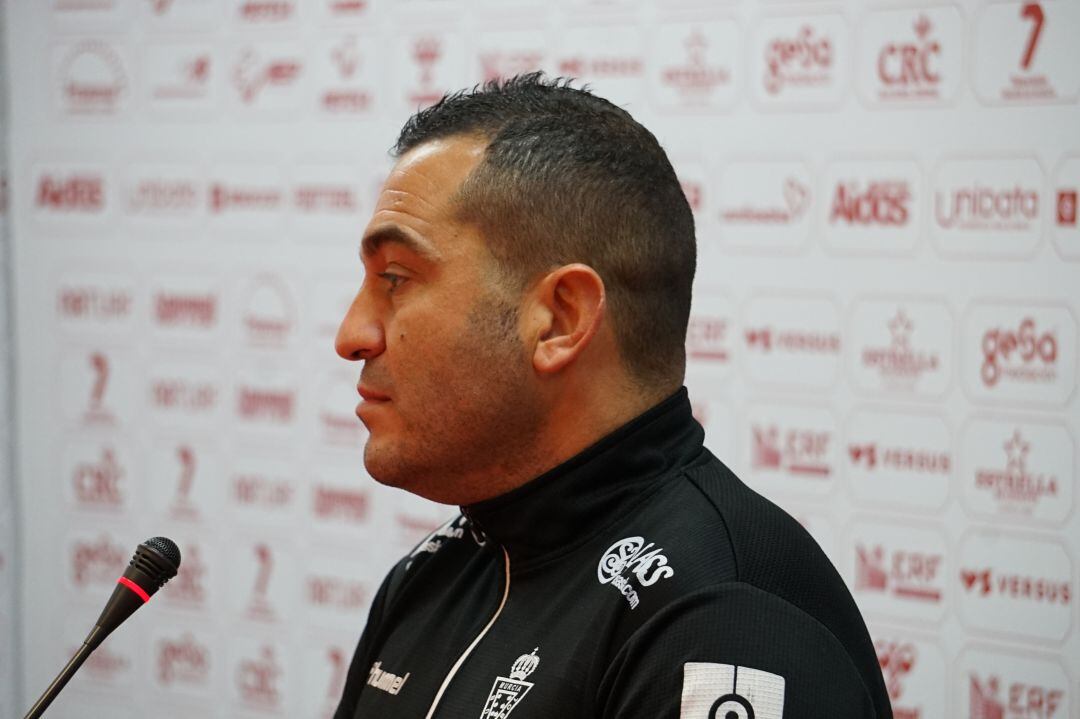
{"left": 23, "top": 537, "right": 182, "bottom": 719}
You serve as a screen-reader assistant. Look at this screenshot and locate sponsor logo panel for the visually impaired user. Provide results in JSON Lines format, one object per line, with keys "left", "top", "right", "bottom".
{"left": 958, "top": 531, "right": 1072, "bottom": 643}
{"left": 230, "top": 538, "right": 297, "bottom": 623}
{"left": 123, "top": 164, "right": 204, "bottom": 223}
{"left": 973, "top": 0, "right": 1080, "bottom": 104}
{"left": 289, "top": 164, "right": 364, "bottom": 238}
{"left": 160, "top": 537, "right": 214, "bottom": 612}
{"left": 235, "top": 273, "right": 298, "bottom": 348}
{"left": 233, "top": 366, "right": 300, "bottom": 433}
{"left": 144, "top": 361, "right": 224, "bottom": 427}
{"left": 315, "top": 370, "right": 368, "bottom": 448}
{"left": 33, "top": 162, "right": 112, "bottom": 223}
{"left": 62, "top": 437, "right": 137, "bottom": 513}
{"left": 1051, "top": 155, "right": 1080, "bottom": 260}
{"left": 310, "top": 468, "right": 371, "bottom": 530}
{"left": 65, "top": 529, "right": 129, "bottom": 595}
{"left": 52, "top": 41, "right": 131, "bottom": 117}
{"left": 649, "top": 21, "right": 739, "bottom": 113}
{"left": 686, "top": 291, "right": 735, "bottom": 382}
{"left": 138, "top": 0, "right": 218, "bottom": 31}
{"left": 394, "top": 32, "right": 465, "bottom": 113}
{"left": 556, "top": 25, "right": 646, "bottom": 108}
{"left": 147, "top": 437, "right": 224, "bottom": 523}
{"left": 932, "top": 156, "right": 1043, "bottom": 258}
{"left": 475, "top": 29, "right": 547, "bottom": 84}
{"left": 150, "top": 627, "right": 217, "bottom": 696}
{"left": 141, "top": 44, "right": 217, "bottom": 118}
{"left": 848, "top": 298, "right": 953, "bottom": 397}
{"left": 740, "top": 402, "right": 838, "bottom": 498}
{"left": 957, "top": 646, "right": 1069, "bottom": 718}
{"left": 962, "top": 302, "right": 1076, "bottom": 405}
{"left": 230, "top": 639, "right": 291, "bottom": 714}
{"left": 742, "top": 294, "right": 841, "bottom": 390}
{"left": 751, "top": 14, "right": 848, "bottom": 109}
{"left": 59, "top": 348, "right": 137, "bottom": 428}
{"left": 301, "top": 556, "right": 371, "bottom": 625}
{"left": 304, "top": 639, "right": 353, "bottom": 719}
{"left": 845, "top": 409, "right": 951, "bottom": 512}
{"left": 857, "top": 6, "right": 964, "bottom": 106}
{"left": 715, "top": 159, "right": 812, "bottom": 253}
{"left": 823, "top": 159, "right": 921, "bottom": 256}
{"left": 207, "top": 163, "right": 286, "bottom": 231}
{"left": 228, "top": 456, "right": 300, "bottom": 527}
{"left": 313, "top": 0, "right": 373, "bottom": 24}
{"left": 960, "top": 418, "right": 1073, "bottom": 525}
{"left": 872, "top": 630, "right": 947, "bottom": 719}
{"left": 312, "top": 34, "right": 379, "bottom": 118}
{"left": 228, "top": 43, "right": 304, "bottom": 113}
{"left": 54, "top": 269, "right": 136, "bottom": 336}
{"left": 231, "top": 0, "right": 298, "bottom": 27}
{"left": 847, "top": 519, "right": 947, "bottom": 624}
{"left": 50, "top": 0, "right": 130, "bottom": 32}
{"left": 149, "top": 272, "right": 222, "bottom": 344}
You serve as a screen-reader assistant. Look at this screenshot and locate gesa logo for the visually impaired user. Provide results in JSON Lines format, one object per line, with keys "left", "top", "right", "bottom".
{"left": 981, "top": 318, "right": 1057, "bottom": 387}
{"left": 597, "top": 536, "right": 675, "bottom": 610}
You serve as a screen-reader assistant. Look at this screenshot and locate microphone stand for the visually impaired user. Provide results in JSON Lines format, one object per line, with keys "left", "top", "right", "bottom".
{"left": 23, "top": 626, "right": 106, "bottom": 719}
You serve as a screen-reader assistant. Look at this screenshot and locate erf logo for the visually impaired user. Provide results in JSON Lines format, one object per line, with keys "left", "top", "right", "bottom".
{"left": 970, "top": 673, "right": 1063, "bottom": 718}
{"left": 753, "top": 425, "right": 830, "bottom": 478}
{"left": 856, "top": 545, "right": 943, "bottom": 602}
{"left": 849, "top": 522, "right": 947, "bottom": 622}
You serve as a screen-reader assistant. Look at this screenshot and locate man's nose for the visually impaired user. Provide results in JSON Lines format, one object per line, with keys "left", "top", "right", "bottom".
{"left": 335, "top": 289, "right": 385, "bottom": 361}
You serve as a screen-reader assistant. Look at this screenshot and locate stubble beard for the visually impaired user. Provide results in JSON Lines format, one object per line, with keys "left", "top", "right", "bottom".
{"left": 363, "top": 292, "right": 546, "bottom": 504}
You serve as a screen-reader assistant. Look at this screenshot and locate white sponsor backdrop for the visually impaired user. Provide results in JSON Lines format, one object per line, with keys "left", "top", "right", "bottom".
{"left": 6, "top": 1, "right": 1079, "bottom": 717}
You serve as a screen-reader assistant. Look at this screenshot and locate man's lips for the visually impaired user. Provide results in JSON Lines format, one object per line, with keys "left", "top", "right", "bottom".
{"left": 357, "top": 385, "right": 391, "bottom": 402}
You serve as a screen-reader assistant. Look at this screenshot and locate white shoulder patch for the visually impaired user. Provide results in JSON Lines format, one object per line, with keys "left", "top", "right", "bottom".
{"left": 680, "top": 662, "right": 785, "bottom": 719}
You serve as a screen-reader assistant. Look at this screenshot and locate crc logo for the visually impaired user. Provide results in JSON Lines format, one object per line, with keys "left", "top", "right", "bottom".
{"left": 72, "top": 446, "right": 126, "bottom": 509}
{"left": 764, "top": 24, "right": 832, "bottom": 95}
{"left": 236, "top": 645, "right": 283, "bottom": 710}
{"left": 960, "top": 567, "right": 1070, "bottom": 605}
{"left": 157, "top": 632, "right": 210, "bottom": 687}
{"left": 970, "top": 673, "right": 1064, "bottom": 718}
{"left": 71, "top": 534, "right": 127, "bottom": 587}
{"left": 981, "top": 318, "right": 1057, "bottom": 388}
{"left": 37, "top": 172, "right": 105, "bottom": 214}
{"left": 862, "top": 7, "right": 965, "bottom": 106}
{"left": 830, "top": 180, "right": 910, "bottom": 226}
{"left": 56, "top": 42, "right": 128, "bottom": 115}
{"left": 855, "top": 544, "right": 943, "bottom": 602}
{"left": 752, "top": 424, "right": 830, "bottom": 478}
{"left": 232, "top": 48, "right": 301, "bottom": 103}
{"left": 597, "top": 536, "right": 675, "bottom": 610}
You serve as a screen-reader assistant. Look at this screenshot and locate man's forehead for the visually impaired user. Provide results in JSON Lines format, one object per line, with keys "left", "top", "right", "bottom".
{"left": 379, "top": 136, "right": 488, "bottom": 201}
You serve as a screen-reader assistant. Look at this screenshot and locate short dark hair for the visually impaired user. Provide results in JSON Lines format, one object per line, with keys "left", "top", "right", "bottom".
{"left": 394, "top": 73, "right": 696, "bottom": 387}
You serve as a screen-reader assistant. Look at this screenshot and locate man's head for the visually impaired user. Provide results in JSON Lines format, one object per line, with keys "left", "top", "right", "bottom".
{"left": 336, "top": 73, "right": 696, "bottom": 504}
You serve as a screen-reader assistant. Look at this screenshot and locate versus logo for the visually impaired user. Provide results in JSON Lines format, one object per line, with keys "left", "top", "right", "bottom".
{"left": 597, "top": 536, "right": 675, "bottom": 610}
{"left": 480, "top": 649, "right": 540, "bottom": 719}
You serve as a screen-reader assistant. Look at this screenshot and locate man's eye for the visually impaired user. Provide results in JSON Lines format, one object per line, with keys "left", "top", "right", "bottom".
{"left": 378, "top": 272, "right": 406, "bottom": 292}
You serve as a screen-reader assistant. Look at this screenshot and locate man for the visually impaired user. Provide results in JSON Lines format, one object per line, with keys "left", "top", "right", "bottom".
{"left": 333, "top": 73, "right": 891, "bottom": 718}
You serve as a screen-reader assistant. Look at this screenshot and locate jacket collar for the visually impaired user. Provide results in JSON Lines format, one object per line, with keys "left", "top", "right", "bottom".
{"left": 462, "top": 388, "right": 705, "bottom": 566}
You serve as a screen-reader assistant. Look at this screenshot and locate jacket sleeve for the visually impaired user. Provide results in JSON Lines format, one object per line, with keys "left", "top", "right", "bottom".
{"left": 595, "top": 583, "right": 889, "bottom": 719}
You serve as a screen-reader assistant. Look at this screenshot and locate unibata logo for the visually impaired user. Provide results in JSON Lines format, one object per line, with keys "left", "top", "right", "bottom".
{"left": 37, "top": 173, "right": 105, "bottom": 213}
{"left": 981, "top": 318, "right": 1057, "bottom": 387}
{"left": 875, "top": 640, "right": 919, "bottom": 719}
{"left": 721, "top": 177, "right": 809, "bottom": 225}
{"left": 878, "top": 15, "right": 941, "bottom": 97}
{"left": 960, "top": 567, "right": 1070, "bottom": 605}
{"left": 686, "top": 316, "right": 730, "bottom": 363}
{"left": 764, "top": 25, "right": 832, "bottom": 95}
{"left": 753, "top": 425, "right": 830, "bottom": 477}
{"left": 597, "top": 536, "right": 675, "bottom": 610}
{"left": 72, "top": 447, "right": 125, "bottom": 508}
{"left": 744, "top": 326, "right": 840, "bottom": 355}
{"left": 856, "top": 544, "right": 942, "bottom": 602}
{"left": 970, "top": 672, "right": 1064, "bottom": 718}
{"left": 237, "top": 645, "right": 282, "bottom": 709}
{"left": 661, "top": 30, "right": 730, "bottom": 98}
{"left": 830, "top": 180, "right": 910, "bottom": 226}
{"left": 935, "top": 184, "right": 1038, "bottom": 231}
{"left": 58, "top": 285, "right": 131, "bottom": 322}
{"left": 58, "top": 42, "right": 127, "bottom": 114}
{"left": 72, "top": 535, "right": 126, "bottom": 586}
{"left": 158, "top": 633, "right": 210, "bottom": 686}
{"left": 155, "top": 291, "right": 217, "bottom": 328}
{"left": 848, "top": 441, "right": 949, "bottom": 475}
{"left": 975, "top": 429, "right": 1058, "bottom": 508}
{"left": 861, "top": 309, "right": 940, "bottom": 381}
{"left": 313, "top": 485, "right": 369, "bottom": 523}
{"left": 307, "top": 574, "right": 367, "bottom": 610}
{"left": 232, "top": 48, "right": 301, "bottom": 103}
{"left": 129, "top": 178, "right": 198, "bottom": 214}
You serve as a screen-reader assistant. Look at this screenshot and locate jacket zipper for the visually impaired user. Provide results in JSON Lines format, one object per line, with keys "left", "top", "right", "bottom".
{"left": 424, "top": 545, "right": 510, "bottom": 719}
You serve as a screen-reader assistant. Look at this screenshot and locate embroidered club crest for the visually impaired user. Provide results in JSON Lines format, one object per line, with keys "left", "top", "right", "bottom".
{"left": 479, "top": 648, "right": 540, "bottom": 719}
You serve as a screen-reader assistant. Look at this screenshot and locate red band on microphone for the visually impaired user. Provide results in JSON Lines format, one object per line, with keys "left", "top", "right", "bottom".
{"left": 117, "top": 576, "right": 151, "bottom": 603}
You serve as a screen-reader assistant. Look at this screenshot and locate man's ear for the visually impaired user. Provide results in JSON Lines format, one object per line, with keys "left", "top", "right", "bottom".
{"left": 527, "top": 263, "right": 606, "bottom": 375}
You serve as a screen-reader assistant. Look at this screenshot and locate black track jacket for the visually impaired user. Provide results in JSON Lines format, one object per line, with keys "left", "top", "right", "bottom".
{"left": 334, "top": 389, "right": 892, "bottom": 718}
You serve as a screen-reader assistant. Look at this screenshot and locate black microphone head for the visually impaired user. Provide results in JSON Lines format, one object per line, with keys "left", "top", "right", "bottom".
{"left": 128, "top": 537, "right": 182, "bottom": 592}
{"left": 143, "top": 536, "right": 182, "bottom": 570}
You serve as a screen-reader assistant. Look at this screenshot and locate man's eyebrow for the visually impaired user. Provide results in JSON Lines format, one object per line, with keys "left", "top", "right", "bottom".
{"left": 360, "top": 226, "right": 441, "bottom": 261}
